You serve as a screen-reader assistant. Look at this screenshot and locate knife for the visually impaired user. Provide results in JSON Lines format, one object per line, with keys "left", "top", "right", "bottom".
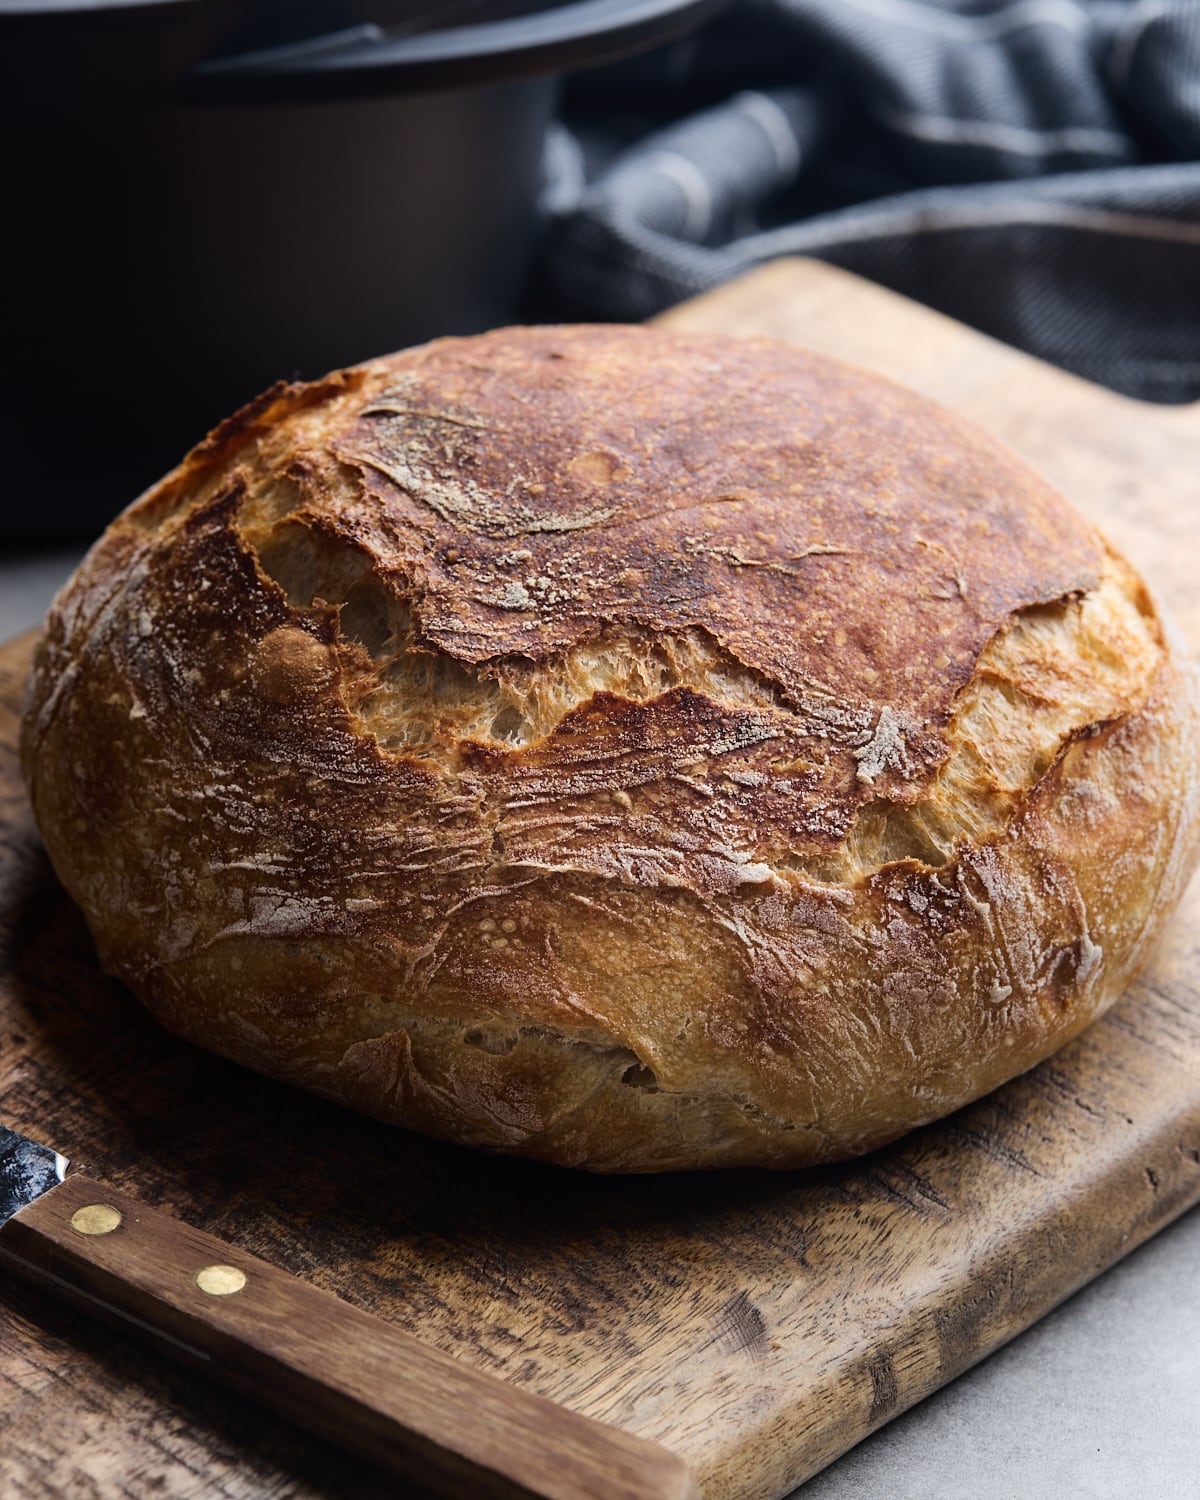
{"left": 0, "top": 1124, "right": 698, "bottom": 1500}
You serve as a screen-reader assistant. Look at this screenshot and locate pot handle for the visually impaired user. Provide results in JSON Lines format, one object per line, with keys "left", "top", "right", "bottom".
{"left": 190, "top": 0, "right": 728, "bottom": 104}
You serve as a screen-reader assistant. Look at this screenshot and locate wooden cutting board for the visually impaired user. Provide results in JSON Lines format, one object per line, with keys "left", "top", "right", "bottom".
{"left": 2, "top": 260, "right": 1199, "bottom": 1500}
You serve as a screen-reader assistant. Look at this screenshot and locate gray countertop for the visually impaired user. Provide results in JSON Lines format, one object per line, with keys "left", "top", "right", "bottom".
{"left": 1, "top": 549, "right": 90, "bottom": 641}
{"left": 3, "top": 548, "right": 1197, "bottom": 1500}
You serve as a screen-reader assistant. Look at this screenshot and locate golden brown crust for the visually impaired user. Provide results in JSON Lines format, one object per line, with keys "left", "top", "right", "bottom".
{"left": 21, "top": 326, "right": 1200, "bottom": 1170}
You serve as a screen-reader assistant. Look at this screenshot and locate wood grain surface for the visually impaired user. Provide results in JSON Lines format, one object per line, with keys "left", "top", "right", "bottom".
{"left": 2, "top": 260, "right": 1199, "bottom": 1500}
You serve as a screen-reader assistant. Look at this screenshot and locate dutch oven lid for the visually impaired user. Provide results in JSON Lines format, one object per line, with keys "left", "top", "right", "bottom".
{"left": 1, "top": 0, "right": 728, "bottom": 103}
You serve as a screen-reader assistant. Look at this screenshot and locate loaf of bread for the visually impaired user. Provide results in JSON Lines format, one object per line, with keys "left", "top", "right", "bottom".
{"left": 22, "top": 326, "right": 1200, "bottom": 1170}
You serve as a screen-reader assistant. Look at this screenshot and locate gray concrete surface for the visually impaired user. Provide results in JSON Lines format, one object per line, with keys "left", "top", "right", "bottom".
{"left": 0, "top": 548, "right": 89, "bottom": 638}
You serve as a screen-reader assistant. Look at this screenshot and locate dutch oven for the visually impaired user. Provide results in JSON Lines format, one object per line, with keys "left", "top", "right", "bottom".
{"left": 0, "top": 0, "right": 724, "bottom": 535}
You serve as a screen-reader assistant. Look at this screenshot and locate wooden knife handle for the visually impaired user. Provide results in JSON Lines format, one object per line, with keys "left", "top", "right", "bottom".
{"left": 0, "top": 1172, "right": 698, "bottom": 1500}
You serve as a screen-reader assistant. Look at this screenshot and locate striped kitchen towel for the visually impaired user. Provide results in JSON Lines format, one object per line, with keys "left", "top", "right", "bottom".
{"left": 534, "top": 0, "right": 1200, "bottom": 402}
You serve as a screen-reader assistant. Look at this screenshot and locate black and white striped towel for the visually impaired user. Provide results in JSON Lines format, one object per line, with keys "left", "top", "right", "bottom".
{"left": 534, "top": 0, "right": 1200, "bottom": 402}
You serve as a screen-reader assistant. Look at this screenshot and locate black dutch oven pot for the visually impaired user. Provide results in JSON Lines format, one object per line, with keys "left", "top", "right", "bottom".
{"left": 0, "top": 0, "right": 724, "bottom": 535}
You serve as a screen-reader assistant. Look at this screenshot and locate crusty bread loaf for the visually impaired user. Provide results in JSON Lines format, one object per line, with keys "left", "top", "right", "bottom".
{"left": 21, "top": 326, "right": 1200, "bottom": 1170}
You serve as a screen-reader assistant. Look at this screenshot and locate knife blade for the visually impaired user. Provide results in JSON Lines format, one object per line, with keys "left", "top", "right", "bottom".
{"left": 0, "top": 1122, "right": 697, "bottom": 1500}
{"left": 0, "top": 1123, "right": 68, "bottom": 1219}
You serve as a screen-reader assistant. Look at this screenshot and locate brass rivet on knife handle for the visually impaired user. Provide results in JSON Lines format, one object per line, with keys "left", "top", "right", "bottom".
{"left": 196, "top": 1264, "right": 246, "bottom": 1297}
{"left": 70, "top": 1204, "right": 122, "bottom": 1236}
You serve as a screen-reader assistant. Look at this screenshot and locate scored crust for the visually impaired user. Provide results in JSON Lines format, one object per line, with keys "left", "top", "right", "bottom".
{"left": 21, "top": 325, "right": 1200, "bottom": 1171}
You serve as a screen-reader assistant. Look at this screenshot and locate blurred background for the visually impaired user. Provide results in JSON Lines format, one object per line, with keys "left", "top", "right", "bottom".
{"left": 2, "top": 0, "right": 1198, "bottom": 547}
